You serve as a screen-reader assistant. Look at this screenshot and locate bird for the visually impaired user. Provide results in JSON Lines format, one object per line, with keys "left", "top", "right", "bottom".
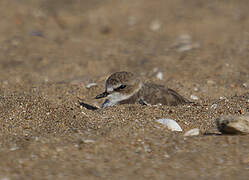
{"left": 95, "top": 71, "right": 190, "bottom": 108}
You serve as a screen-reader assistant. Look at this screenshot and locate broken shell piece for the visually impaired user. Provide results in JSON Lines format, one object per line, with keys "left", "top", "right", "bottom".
{"left": 190, "top": 95, "right": 199, "bottom": 100}
{"left": 184, "top": 128, "right": 200, "bottom": 136}
{"left": 216, "top": 114, "right": 249, "bottom": 135}
{"left": 86, "top": 83, "right": 97, "bottom": 89}
{"left": 156, "top": 72, "right": 163, "bottom": 80}
{"left": 82, "top": 139, "right": 95, "bottom": 143}
{"left": 173, "top": 34, "right": 200, "bottom": 52}
{"left": 156, "top": 118, "right": 182, "bottom": 132}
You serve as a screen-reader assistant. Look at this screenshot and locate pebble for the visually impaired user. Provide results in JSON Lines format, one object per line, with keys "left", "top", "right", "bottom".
{"left": 150, "top": 20, "right": 161, "bottom": 31}
{"left": 29, "top": 30, "right": 44, "bottom": 37}
{"left": 177, "top": 44, "right": 199, "bottom": 52}
{"left": 211, "top": 104, "right": 218, "bottom": 109}
{"left": 174, "top": 34, "right": 200, "bottom": 52}
{"left": 184, "top": 128, "right": 200, "bottom": 136}
{"left": 156, "top": 118, "right": 182, "bottom": 132}
{"left": 207, "top": 79, "right": 215, "bottom": 85}
{"left": 219, "top": 96, "right": 226, "bottom": 100}
{"left": 190, "top": 95, "right": 199, "bottom": 100}
{"left": 10, "top": 146, "right": 19, "bottom": 151}
{"left": 242, "top": 83, "right": 248, "bottom": 88}
{"left": 194, "top": 87, "right": 199, "bottom": 92}
{"left": 82, "top": 139, "right": 95, "bottom": 143}
{"left": 143, "top": 145, "right": 152, "bottom": 153}
{"left": 164, "top": 153, "right": 170, "bottom": 158}
{"left": 216, "top": 114, "right": 249, "bottom": 135}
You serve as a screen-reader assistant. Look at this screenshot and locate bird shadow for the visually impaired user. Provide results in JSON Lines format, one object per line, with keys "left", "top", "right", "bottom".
{"left": 77, "top": 97, "right": 99, "bottom": 111}
{"left": 203, "top": 132, "right": 222, "bottom": 136}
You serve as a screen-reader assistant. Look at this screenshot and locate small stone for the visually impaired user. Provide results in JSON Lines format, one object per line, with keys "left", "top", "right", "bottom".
{"left": 194, "top": 87, "right": 199, "bottom": 92}
{"left": 219, "top": 96, "right": 226, "bottom": 100}
{"left": 190, "top": 95, "right": 198, "bottom": 100}
{"left": 242, "top": 83, "right": 248, "bottom": 88}
{"left": 184, "top": 128, "right": 200, "bottom": 136}
{"left": 207, "top": 80, "right": 215, "bottom": 85}
{"left": 82, "top": 139, "right": 95, "bottom": 143}
{"left": 150, "top": 20, "right": 161, "bottom": 31}
{"left": 216, "top": 114, "right": 249, "bottom": 135}
{"left": 29, "top": 30, "right": 44, "bottom": 37}
{"left": 86, "top": 83, "right": 97, "bottom": 89}
{"left": 156, "top": 118, "right": 182, "bottom": 132}
{"left": 10, "top": 146, "right": 19, "bottom": 151}
{"left": 211, "top": 104, "right": 218, "bottom": 109}
{"left": 11, "top": 39, "right": 20, "bottom": 46}
{"left": 56, "top": 147, "right": 63, "bottom": 152}
{"left": 173, "top": 34, "right": 200, "bottom": 52}
{"left": 135, "top": 147, "right": 142, "bottom": 153}
{"left": 164, "top": 153, "right": 170, "bottom": 158}
{"left": 143, "top": 145, "right": 152, "bottom": 153}
{"left": 177, "top": 43, "right": 200, "bottom": 52}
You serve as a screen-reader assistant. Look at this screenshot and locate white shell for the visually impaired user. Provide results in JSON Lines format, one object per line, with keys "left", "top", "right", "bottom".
{"left": 86, "top": 83, "right": 97, "bottom": 89}
{"left": 184, "top": 128, "right": 200, "bottom": 136}
{"left": 156, "top": 118, "right": 182, "bottom": 132}
{"left": 190, "top": 95, "right": 199, "bottom": 100}
{"left": 156, "top": 72, "right": 163, "bottom": 80}
{"left": 82, "top": 139, "right": 95, "bottom": 143}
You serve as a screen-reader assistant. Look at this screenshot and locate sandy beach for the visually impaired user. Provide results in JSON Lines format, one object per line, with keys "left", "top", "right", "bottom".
{"left": 0, "top": 0, "right": 248, "bottom": 179}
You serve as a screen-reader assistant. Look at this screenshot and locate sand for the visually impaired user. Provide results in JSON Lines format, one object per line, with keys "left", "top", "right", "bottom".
{"left": 0, "top": 0, "right": 248, "bottom": 179}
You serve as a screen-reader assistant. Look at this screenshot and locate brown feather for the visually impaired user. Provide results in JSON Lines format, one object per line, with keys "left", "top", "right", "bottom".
{"left": 119, "top": 83, "right": 190, "bottom": 106}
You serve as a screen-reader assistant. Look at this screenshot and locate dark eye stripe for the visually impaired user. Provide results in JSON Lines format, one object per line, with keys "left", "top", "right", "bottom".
{"left": 114, "top": 85, "right": 126, "bottom": 90}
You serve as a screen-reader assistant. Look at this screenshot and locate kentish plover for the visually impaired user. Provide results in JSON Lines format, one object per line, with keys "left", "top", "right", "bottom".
{"left": 95, "top": 71, "right": 190, "bottom": 108}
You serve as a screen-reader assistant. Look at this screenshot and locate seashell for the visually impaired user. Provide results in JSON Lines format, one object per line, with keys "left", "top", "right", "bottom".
{"left": 86, "top": 83, "right": 97, "bottom": 89}
{"left": 190, "top": 95, "right": 198, "bottom": 100}
{"left": 156, "top": 118, "right": 182, "bottom": 132}
{"left": 216, "top": 114, "right": 249, "bottom": 135}
{"left": 156, "top": 72, "right": 163, "bottom": 80}
{"left": 184, "top": 128, "right": 200, "bottom": 136}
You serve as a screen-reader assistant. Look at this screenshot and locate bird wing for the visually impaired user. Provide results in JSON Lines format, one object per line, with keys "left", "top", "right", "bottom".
{"left": 141, "top": 83, "right": 189, "bottom": 106}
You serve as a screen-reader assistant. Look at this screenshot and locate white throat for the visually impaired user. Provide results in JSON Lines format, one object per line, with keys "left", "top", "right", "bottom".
{"left": 102, "top": 83, "right": 142, "bottom": 108}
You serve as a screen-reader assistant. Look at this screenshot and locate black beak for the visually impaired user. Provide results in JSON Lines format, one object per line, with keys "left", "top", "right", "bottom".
{"left": 95, "top": 91, "right": 109, "bottom": 99}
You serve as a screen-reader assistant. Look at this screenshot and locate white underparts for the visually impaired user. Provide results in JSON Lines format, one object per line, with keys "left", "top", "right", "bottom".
{"left": 102, "top": 92, "right": 131, "bottom": 108}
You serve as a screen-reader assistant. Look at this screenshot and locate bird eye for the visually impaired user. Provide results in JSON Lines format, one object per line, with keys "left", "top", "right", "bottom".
{"left": 119, "top": 85, "right": 126, "bottom": 89}
{"left": 115, "top": 85, "right": 126, "bottom": 91}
